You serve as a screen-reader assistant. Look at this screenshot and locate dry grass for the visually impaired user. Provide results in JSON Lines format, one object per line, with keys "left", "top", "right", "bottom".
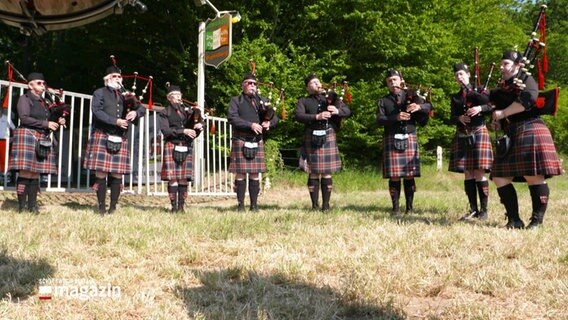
{"left": 1, "top": 169, "right": 567, "bottom": 319}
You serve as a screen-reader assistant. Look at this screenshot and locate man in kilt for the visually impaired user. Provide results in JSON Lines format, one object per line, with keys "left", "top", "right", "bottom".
{"left": 9, "top": 72, "right": 66, "bottom": 213}
{"left": 448, "top": 63, "right": 493, "bottom": 221}
{"left": 83, "top": 65, "right": 145, "bottom": 214}
{"left": 228, "top": 74, "right": 278, "bottom": 211}
{"left": 295, "top": 74, "right": 351, "bottom": 211}
{"left": 490, "top": 50, "right": 562, "bottom": 229}
{"left": 376, "top": 69, "right": 432, "bottom": 216}
{"left": 158, "top": 85, "right": 203, "bottom": 212}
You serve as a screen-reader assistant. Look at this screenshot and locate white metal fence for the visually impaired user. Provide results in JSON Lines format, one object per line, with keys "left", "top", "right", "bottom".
{"left": 0, "top": 80, "right": 234, "bottom": 195}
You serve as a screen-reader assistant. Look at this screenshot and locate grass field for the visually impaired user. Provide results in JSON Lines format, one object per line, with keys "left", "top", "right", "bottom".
{"left": 1, "top": 165, "right": 567, "bottom": 319}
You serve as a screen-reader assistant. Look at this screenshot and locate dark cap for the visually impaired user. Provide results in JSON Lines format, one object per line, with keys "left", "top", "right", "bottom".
{"left": 304, "top": 74, "right": 318, "bottom": 86}
{"left": 167, "top": 85, "right": 181, "bottom": 94}
{"left": 242, "top": 73, "right": 257, "bottom": 82}
{"left": 105, "top": 65, "right": 122, "bottom": 76}
{"left": 385, "top": 69, "right": 402, "bottom": 79}
{"left": 501, "top": 50, "right": 522, "bottom": 63}
{"left": 453, "top": 62, "right": 469, "bottom": 73}
{"left": 27, "top": 72, "right": 44, "bottom": 82}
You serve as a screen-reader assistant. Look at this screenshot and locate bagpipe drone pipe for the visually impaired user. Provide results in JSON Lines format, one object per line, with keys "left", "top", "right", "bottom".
{"left": 108, "top": 55, "right": 154, "bottom": 127}
{"left": 248, "top": 59, "right": 285, "bottom": 124}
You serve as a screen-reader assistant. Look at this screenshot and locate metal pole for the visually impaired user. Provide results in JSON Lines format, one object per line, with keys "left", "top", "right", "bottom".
{"left": 194, "top": 21, "right": 206, "bottom": 188}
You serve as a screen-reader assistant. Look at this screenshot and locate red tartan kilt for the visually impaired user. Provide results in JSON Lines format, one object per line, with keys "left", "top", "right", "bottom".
{"left": 83, "top": 130, "right": 130, "bottom": 174}
{"left": 9, "top": 128, "right": 57, "bottom": 174}
{"left": 299, "top": 128, "right": 342, "bottom": 174}
{"left": 382, "top": 133, "right": 420, "bottom": 178}
{"left": 161, "top": 141, "right": 194, "bottom": 181}
{"left": 448, "top": 125, "right": 493, "bottom": 173}
{"left": 492, "top": 118, "right": 562, "bottom": 179}
{"left": 228, "top": 138, "right": 266, "bottom": 174}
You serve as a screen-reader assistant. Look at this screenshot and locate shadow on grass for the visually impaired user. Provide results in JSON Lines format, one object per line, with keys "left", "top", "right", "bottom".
{"left": 0, "top": 198, "right": 18, "bottom": 211}
{"left": 61, "top": 201, "right": 94, "bottom": 211}
{"left": 0, "top": 250, "right": 55, "bottom": 301}
{"left": 175, "top": 268, "right": 406, "bottom": 320}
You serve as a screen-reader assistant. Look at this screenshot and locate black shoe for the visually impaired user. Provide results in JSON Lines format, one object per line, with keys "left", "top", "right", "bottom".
{"left": 405, "top": 208, "right": 413, "bottom": 215}
{"left": 390, "top": 209, "right": 402, "bottom": 217}
{"left": 505, "top": 218, "right": 525, "bottom": 229}
{"left": 477, "top": 211, "right": 488, "bottom": 221}
{"left": 237, "top": 204, "right": 245, "bottom": 212}
{"left": 526, "top": 212, "right": 543, "bottom": 230}
{"left": 321, "top": 204, "right": 330, "bottom": 212}
{"left": 108, "top": 205, "right": 116, "bottom": 214}
{"left": 249, "top": 204, "right": 258, "bottom": 212}
{"left": 459, "top": 210, "right": 478, "bottom": 221}
{"left": 28, "top": 206, "right": 40, "bottom": 214}
{"left": 526, "top": 218, "right": 542, "bottom": 229}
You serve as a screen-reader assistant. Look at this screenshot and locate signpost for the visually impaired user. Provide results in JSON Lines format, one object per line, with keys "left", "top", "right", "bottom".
{"left": 194, "top": 0, "right": 239, "bottom": 188}
{"left": 204, "top": 13, "right": 232, "bottom": 68}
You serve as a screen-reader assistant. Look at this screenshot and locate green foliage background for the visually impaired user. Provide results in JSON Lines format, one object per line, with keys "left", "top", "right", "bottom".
{"left": 1, "top": 0, "right": 567, "bottom": 168}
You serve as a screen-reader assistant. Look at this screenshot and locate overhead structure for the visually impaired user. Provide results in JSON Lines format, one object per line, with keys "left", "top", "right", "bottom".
{"left": 0, "top": 0, "right": 147, "bottom": 36}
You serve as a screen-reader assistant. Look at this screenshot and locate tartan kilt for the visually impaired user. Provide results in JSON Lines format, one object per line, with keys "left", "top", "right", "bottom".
{"left": 299, "top": 128, "right": 342, "bottom": 174}
{"left": 161, "top": 141, "right": 194, "bottom": 181}
{"left": 448, "top": 126, "right": 493, "bottom": 173}
{"left": 9, "top": 128, "right": 57, "bottom": 174}
{"left": 228, "top": 138, "right": 266, "bottom": 174}
{"left": 382, "top": 132, "right": 420, "bottom": 178}
{"left": 83, "top": 130, "right": 130, "bottom": 174}
{"left": 492, "top": 118, "right": 562, "bottom": 179}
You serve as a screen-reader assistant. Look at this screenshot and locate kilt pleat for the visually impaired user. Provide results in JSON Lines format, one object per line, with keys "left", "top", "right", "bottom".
{"left": 228, "top": 138, "right": 266, "bottom": 174}
{"left": 448, "top": 125, "right": 493, "bottom": 173}
{"left": 161, "top": 141, "right": 194, "bottom": 181}
{"left": 492, "top": 118, "right": 562, "bottom": 179}
{"left": 299, "top": 128, "right": 342, "bottom": 174}
{"left": 9, "top": 128, "right": 57, "bottom": 174}
{"left": 83, "top": 131, "right": 130, "bottom": 174}
{"left": 382, "top": 133, "right": 420, "bottom": 178}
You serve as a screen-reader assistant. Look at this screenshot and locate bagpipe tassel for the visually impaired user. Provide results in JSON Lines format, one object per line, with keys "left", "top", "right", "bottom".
{"left": 537, "top": 58, "right": 545, "bottom": 90}
{"left": 2, "top": 63, "right": 14, "bottom": 109}
{"left": 280, "top": 95, "right": 287, "bottom": 120}
{"left": 344, "top": 84, "right": 352, "bottom": 104}
{"left": 540, "top": 11, "right": 548, "bottom": 73}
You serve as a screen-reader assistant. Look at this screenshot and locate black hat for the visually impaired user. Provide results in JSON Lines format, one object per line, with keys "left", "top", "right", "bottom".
{"left": 167, "top": 85, "right": 181, "bottom": 94}
{"left": 242, "top": 73, "right": 257, "bottom": 82}
{"left": 304, "top": 74, "right": 318, "bottom": 86}
{"left": 385, "top": 69, "right": 402, "bottom": 79}
{"left": 27, "top": 72, "right": 44, "bottom": 82}
{"left": 105, "top": 65, "right": 122, "bottom": 76}
{"left": 453, "top": 62, "right": 469, "bottom": 73}
{"left": 501, "top": 50, "right": 522, "bottom": 63}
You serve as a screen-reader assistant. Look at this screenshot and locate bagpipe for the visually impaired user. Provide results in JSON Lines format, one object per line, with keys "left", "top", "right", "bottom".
{"left": 164, "top": 82, "right": 204, "bottom": 142}
{"left": 489, "top": 5, "right": 558, "bottom": 116}
{"left": 319, "top": 79, "right": 351, "bottom": 129}
{"left": 108, "top": 55, "right": 153, "bottom": 125}
{"left": 4, "top": 60, "right": 71, "bottom": 124}
{"left": 248, "top": 59, "right": 285, "bottom": 123}
{"left": 398, "top": 74, "right": 432, "bottom": 126}
{"left": 459, "top": 48, "right": 493, "bottom": 114}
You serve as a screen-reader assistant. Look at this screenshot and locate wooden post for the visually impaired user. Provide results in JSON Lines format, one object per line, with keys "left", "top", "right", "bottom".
{"left": 436, "top": 146, "right": 443, "bottom": 171}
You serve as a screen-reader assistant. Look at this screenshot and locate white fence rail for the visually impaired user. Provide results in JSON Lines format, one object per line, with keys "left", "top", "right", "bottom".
{"left": 0, "top": 80, "right": 234, "bottom": 195}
